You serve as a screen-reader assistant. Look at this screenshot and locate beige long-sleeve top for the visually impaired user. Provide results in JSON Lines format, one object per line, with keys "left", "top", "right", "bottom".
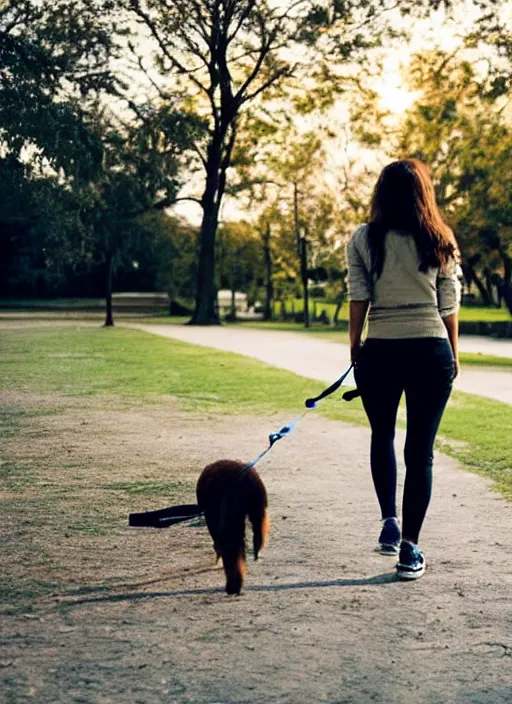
{"left": 347, "top": 225, "right": 461, "bottom": 340}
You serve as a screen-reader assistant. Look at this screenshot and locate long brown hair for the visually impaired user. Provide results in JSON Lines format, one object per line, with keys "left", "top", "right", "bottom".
{"left": 368, "top": 158, "right": 458, "bottom": 277}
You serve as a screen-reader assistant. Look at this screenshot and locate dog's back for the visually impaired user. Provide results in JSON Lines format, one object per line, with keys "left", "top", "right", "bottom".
{"left": 196, "top": 460, "right": 269, "bottom": 594}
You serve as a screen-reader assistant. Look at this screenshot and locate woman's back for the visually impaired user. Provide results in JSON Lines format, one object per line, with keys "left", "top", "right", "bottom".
{"left": 347, "top": 225, "right": 459, "bottom": 340}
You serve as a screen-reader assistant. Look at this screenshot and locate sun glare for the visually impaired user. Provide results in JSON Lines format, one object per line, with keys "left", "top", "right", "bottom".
{"left": 378, "top": 82, "right": 418, "bottom": 114}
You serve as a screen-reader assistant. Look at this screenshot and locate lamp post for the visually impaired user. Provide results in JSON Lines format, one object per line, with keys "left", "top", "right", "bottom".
{"left": 263, "top": 221, "right": 274, "bottom": 321}
{"left": 299, "top": 225, "right": 310, "bottom": 329}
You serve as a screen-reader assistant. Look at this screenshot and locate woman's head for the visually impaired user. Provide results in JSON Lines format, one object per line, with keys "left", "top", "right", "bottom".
{"left": 368, "top": 158, "right": 458, "bottom": 274}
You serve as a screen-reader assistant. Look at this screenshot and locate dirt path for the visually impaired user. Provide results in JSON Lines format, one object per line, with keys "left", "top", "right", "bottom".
{"left": 124, "top": 323, "right": 512, "bottom": 405}
{"left": 1, "top": 322, "right": 512, "bottom": 703}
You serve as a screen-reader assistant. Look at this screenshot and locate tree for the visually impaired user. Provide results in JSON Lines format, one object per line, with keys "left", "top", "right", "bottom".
{"left": 120, "top": 0, "right": 448, "bottom": 324}
{"left": 392, "top": 49, "right": 512, "bottom": 312}
{"left": 59, "top": 107, "right": 202, "bottom": 325}
{"left": 0, "top": 1, "right": 201, "bottom": 323}
{"left": 216, "top": 220, "right": 262, "bottom": 318}
{"left": 0, "top": 157, "right": 84, "bottom": 297}
{"left": 133, "top": 212, "right": 199, "bottom": 309}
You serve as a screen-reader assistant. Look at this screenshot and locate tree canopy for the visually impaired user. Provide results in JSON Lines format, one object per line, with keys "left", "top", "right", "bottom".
{"left": 2, "top": 0, "right": 511, "bottom": 322}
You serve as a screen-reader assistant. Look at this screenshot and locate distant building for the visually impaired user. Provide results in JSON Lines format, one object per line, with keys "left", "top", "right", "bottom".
{"left": 217, "top": 290, "right": 247, "bottom": 316}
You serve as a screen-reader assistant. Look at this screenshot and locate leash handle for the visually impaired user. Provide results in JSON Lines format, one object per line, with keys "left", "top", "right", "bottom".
{"left": 342, "top": 388, "right": 360, "bottom": 401}
{"left": 304, "top": 363, "right": 353, "bottom": 408}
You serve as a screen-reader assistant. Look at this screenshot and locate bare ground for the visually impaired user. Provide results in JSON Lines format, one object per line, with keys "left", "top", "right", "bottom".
{"left": 1, "top": 388, "right": 512, "bottom": 704}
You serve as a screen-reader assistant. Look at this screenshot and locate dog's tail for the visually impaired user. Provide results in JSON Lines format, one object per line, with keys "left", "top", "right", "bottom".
{"left": 221, "top": 467, "right": 269, "bottom": 595}
{"left": 220, "top": 500, "right": 247, "bottom": 595}
{"left": 247, "top": 470, "right": 270, "bottom": 561}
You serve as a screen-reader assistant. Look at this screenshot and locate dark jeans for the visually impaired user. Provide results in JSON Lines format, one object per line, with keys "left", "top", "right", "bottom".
{"left": 354, "top": 338, "right": 455, "bottom": 543}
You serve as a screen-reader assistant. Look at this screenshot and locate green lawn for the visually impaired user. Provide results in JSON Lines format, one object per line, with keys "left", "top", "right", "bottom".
{"left": 458, "top": 306, "right": 512, "bottom": 322}
{"left": 272, "top": 298, "right": 511, "bottom": 323}
{"left": 1, "top": 325, "right": 511, "bottom": 499}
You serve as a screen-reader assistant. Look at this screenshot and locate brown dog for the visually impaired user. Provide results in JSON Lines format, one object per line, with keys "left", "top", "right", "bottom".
{"left": 196, "top": 459, "right": 269, "bottom": 595}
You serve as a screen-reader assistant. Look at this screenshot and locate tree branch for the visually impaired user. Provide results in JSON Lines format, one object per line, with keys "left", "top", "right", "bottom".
{"left": 173, "top": 195, "right": 203, "bottom": 206}
{"left": 226, "top": 0, "right": 256, "bottom": 44}
{"left": 191, "top": 143, "right": 208, "bottom": 169}
{"left": 128, "top": 0, "right": 211, "bottom": 98}
{"left": 241, "top": 64, "right": 296, "bottom": 104}
{"left": 234, "top": 14, "right": 272, "bottom": 102}
{"left": 127, "top": 41, "right": 171, "bottom": 100}
{"left": 187, "top": 0, "right": 213, "bottom": 44}
{"left": 351, "top": 1, "right": 401, "bottom": 33}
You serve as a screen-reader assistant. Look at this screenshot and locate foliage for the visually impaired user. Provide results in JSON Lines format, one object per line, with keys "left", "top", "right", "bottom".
{"left": 114, "top": 0, "right": 456, "bottom": 324}
{"left": 3, "top": 0, "right": 511, "bottom": 316}
{"left": 0, "top": 0, "right": 123, "bottom": 178}
{"left": 217, "top": 220, "right": 264, "bottom": 310}
{"left": 0, "top": 157, "right": 85, "bottom": 296}
{"left": 394, "top": 50, "right": 512, "bottom": 312}
{"left": 0, "top": 2, "right": 203, "bottom": 319}
{"left": 133, "top": 212, "right": 199, "bottom": 301}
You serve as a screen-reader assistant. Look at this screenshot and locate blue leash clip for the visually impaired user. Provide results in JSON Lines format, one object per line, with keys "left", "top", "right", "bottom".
{"left": 247, "top": 363, "right": 354, "bottom": 471}
{"left": 269, "top": 422, "right": 296, "bottom": 446}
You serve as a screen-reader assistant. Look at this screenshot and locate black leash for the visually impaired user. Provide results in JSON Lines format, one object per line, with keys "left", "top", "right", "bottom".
{"left": 128, "top": 504, "right": 203, "bottom": 528}
{"left": 305, "top": 363, "right": 354, "bottom": 408}
{"left": 245, "top": 361, "right": 356, "bottom": 469}
{"left": 129, "top": 365, "right": 359, "bottom": 528}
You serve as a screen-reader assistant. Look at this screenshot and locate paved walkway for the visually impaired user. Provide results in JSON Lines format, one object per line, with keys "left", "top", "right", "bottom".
{"left": 458, "top": 335, "right": 512, "bottom": 358}
{"left": 126, "top": 324, "right": 512, "bottom": 405}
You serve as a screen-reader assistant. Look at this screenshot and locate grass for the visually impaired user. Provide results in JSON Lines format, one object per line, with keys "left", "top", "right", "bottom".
{"left": 1, "top": 325, "right": 511, "bottom": 500}
{"left": 436, "top": 391, "right": 512, "bottom": 497}
{"left": 458, "top": 353, "right": 512, "bottom": 368}
{"left": 104, "top": 480, "right": 194, "bottom": 495}
{"left": 458, "top": 306, "right": 512, "bottom": 322}
{"left": 272, "top": 298, "right": 511, "bottom": 323}
{"left": 0, "top": 326, "right": 330, "bottom": 413}
{"left": 0, "top": 577, "right": 59, "bottom": 613}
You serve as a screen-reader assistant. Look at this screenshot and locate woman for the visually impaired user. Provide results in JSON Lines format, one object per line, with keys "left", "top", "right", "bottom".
{"left": 347, "top": 158, "right": 460, "bottom": 580}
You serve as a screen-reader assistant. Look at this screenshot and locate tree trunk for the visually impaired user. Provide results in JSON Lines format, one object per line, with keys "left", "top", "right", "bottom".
{"left": 300, "top": 236, "right": 310, "bottom": 328}
{"left": 104, "top": 251, "right": 114, "bottom": 327}
{"left": 263, "top": 222, "right": 273, "bottom": 321}
{"left": 189, "top": 128, "right": 228, "bottom": 325}
{"left": 500, "top": 250, "right": 512, "bottom": 315}
{"left": 293, "top": 182, "right": 300, "bottom": 257}
{"left": 333, "top": 300, "right": 342, "bottom": 326}
{"left": 484, "top": 268, "right": 497, "bottom": 307}
{"left": 280, "top": 299, "right": 286, "bottom": 320}
{"left": 230, "top": 269, "right": 237, "bottom": 321}
{"left": 469, "top": 265, "right": 490, "bottom": 305}
{"left": 190, "top": 196, "right": 221, "bottom": 325}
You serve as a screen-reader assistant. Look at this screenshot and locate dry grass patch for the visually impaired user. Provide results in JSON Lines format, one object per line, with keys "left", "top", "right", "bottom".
{"left": 0, "top": 392, "right": 221, "bottom": 614}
